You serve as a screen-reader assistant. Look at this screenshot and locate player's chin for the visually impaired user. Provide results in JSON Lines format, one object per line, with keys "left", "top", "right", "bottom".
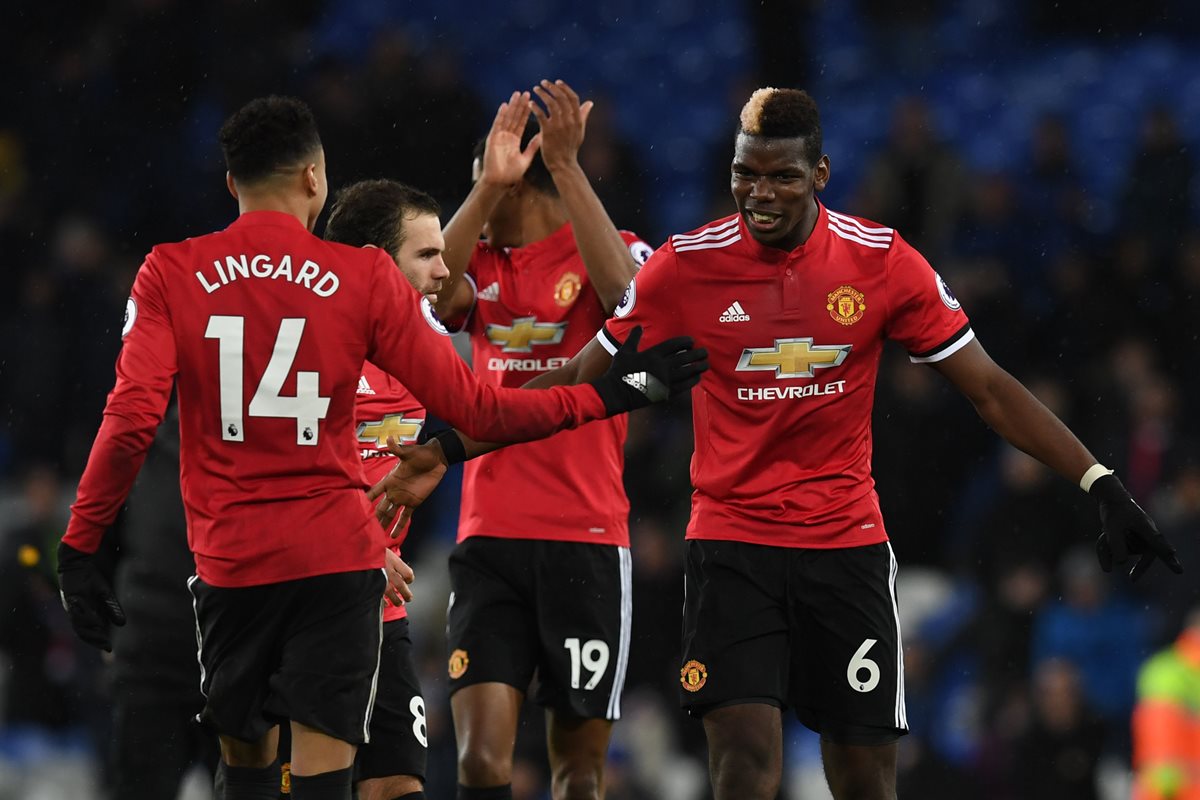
{"left": 423, "top": 291, "right": 439, "bottom": 305}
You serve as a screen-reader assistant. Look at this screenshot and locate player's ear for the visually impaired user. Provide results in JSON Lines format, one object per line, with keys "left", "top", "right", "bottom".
{"left": 813, "top": 155, "right": 831, "bottom": 192}
{"left": 304, "top": 163, "right": 320, "bottom": 197}
{"left": 226, "top": 172, "right": 239, "bottom": 200}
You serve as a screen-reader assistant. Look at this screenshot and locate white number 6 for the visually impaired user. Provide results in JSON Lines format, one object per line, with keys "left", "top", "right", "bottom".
{"left": 846, "top": 638, "right": 881, "bottom": 693}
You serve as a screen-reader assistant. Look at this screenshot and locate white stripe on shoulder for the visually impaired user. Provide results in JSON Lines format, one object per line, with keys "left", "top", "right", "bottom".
{"left": 827, "top": 225, "right": 891, "bottom": 249}
{"left": 675, "top": 234, "right": 742, "bottom": 253}
{"left": 828, "top": 216, "right": 892, "bottom": 243}
{"left": 827, "top": 210, "right": 894, "bottom": 235}
{"left": 671, "top": 218, "right": 739, "bottom": 244}
{"left": 671, "top": 229, "right": 741, "bottom": 247}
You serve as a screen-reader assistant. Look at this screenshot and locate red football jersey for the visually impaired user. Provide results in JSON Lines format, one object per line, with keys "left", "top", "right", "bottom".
{"left": 452, "top": 223, "right": 652, "bottom": 546}
{"left": 600, "top": 205, "right": 972, "bottom": 549}
{"left": 64, "top": 211, "right": 608, "bottom": 587}
{"left": 356, "top": 360, "right": 425, "bottom": 622}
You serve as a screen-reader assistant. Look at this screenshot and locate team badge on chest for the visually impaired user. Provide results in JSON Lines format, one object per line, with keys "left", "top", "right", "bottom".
{"left": 827, "top": 284, "right": 866, "bottom": 326}
{"left": 554, "top": 271, "right": 582, "bottom": 307}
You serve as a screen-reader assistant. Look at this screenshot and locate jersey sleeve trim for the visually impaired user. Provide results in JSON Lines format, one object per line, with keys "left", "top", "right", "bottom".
{"left": 908, "top": 323, "right": 975, "bottom": 364}
{"left": 443, "top": 272, "right": 477, "bottom": 333}
{"left": 596, "top": 327, "right": 620, "bottom": 356}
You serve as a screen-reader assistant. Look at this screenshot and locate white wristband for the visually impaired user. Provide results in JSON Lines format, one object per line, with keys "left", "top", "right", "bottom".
{"left": 1079, "top": 463, "right": 1114, "bottom": 493}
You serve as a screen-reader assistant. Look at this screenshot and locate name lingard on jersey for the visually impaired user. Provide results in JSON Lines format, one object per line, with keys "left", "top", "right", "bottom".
{"left": 195, "top": 254, "right": 340, "bottom": 297}
{"left": 737, "top": 380, "right": 847, "bottom": 401}
{"left": 487, "top": 356, "right": 571, "bottom": 372}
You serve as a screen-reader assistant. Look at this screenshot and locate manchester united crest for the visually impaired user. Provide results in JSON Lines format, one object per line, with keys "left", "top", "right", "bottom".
{"left": 826, "top": 285, "right": 866, "bottom": 326}
{"left": 554, "top": 271, "right": 582, "bottom": 307}
{"left": 448, "top": 648, "right": 470, "bottom": 680}
{"left": 680, "top": 659, "right": 708, "bottom": 692}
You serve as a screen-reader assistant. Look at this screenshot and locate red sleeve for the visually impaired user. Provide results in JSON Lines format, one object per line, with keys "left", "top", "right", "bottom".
{"left": 64, "top": 253, "right": 177, "bottom": 553}
{"left": 883, "top": 234, "right": 974, "bottom": 364}
{"left": 597, "top": 244, "right": 679, "bottom": 354}
{"left": 619, "top": 230, "right": 655, "bottom": 267}
{"left": 364, "top": 250, "right": 607, "bottom": 441}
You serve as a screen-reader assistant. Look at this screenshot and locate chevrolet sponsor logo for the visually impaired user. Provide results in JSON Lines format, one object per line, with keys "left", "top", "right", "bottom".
{"left": 485, "top": 317, "right": 567, "bottom": 353}
{"left": 735, "top": 338, "right": 851, "bottom": 379}
{"left": 356, "top": 414, "right": 424, "bottom": 447}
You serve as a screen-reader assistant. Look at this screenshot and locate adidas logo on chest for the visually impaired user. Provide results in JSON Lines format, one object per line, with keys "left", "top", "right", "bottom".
{"left": 719, "top": 301, "right": 751, "bottom": 323}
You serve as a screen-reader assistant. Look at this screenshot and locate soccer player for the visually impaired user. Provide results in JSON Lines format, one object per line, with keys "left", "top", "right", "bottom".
{"left": 427, "top": 80, "right": 652, "bottom": 800}
{"left": 322, "top": 178, "right": 450, "bottom": 800}
{"left": 374, "top": 87, "right": 1183, "bottom": 800}
{"left": 54, "top": 96, "right": 704, "bottom": 800}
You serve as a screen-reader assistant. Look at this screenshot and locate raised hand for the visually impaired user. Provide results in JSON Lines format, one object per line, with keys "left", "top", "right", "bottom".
{"left": 366, "top": 437, "right": 450, "bottom": 532}
{"left": 480, "top": 90, "right": 542, "bottom": 187}
{"left": 530, "top": 79, "right": 593, "bottom": 172}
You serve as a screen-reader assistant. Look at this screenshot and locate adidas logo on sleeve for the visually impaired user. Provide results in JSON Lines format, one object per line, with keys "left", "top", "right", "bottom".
{"left": 719, "top": 301, "right": 751, "bottom": 323}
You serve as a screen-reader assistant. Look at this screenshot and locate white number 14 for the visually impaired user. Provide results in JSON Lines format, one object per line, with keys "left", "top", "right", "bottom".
{"left": 205, "top": 316, "right": 330, "bottom": 446}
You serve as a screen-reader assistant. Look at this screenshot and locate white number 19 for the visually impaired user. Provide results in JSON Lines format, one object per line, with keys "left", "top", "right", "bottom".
{"left": 205, "top": 315, "right": 330, "bottom": 446}
{"left": 563, "top": 638, "right": 610, "bottom": 690}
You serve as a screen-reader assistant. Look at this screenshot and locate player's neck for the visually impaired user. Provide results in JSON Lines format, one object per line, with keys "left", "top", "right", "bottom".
{"left": 519, "top": 200, "right": 568, "bottom": 246}
{"left": 236, "top": 191, "right": 314, "bottom": 232}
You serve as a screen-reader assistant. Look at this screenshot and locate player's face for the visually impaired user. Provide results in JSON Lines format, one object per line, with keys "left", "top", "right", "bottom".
{"left": 394, "top": 212, "right": 449, "bottom": 304}
{"left": 731, "top": 134, "right": 829, "bottom": 251}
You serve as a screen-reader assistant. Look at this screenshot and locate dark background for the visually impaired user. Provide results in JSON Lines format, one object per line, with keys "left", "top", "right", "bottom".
{"left": 1, "top": 1, "right": 1198, "bottom": 797}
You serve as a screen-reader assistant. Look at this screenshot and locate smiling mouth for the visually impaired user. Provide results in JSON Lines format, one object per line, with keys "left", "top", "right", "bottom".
{"left": 746, "top": 210, "right": 782, "bottom": 228}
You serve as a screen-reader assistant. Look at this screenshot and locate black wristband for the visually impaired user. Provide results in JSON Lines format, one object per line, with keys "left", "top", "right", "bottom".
{"left": 432, "top": 429, "right": 467, "bottom": 465}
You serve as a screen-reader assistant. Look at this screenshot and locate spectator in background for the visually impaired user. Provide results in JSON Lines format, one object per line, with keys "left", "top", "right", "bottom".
{"left": 107, "top": 405, "right": 219, "bottom": 800}
{"left": 363, "top": 30, "right": 486, "bottom": 214}
{"left": 1032, "top": 547, "right": 1150, "bottom": 729}
{"left": 1121, "top": 107, "right": 1195, "bottom": 263}
{"left": 1012, "top": 659, "right": 1106, "bottom": 800}
{"left": 1143, "top": 465, "right": 1200, "bottom": 636}
{"left": 0, "top": 465, "right": 79, "bottom": 731}
{"left": 1021, "top": 114, "right": 1092, "bottom": 262}
{"left": 50, "top": 215, "right": 126, "bottom": 474}
{"left": 1132, "top": 607, "right": 1200, "bottom": 800}
{"left": 855, "top": 96, "right": 967, "bottom": 261}
{"left": 578, "top": 98, "right": 659, "bottom": 242}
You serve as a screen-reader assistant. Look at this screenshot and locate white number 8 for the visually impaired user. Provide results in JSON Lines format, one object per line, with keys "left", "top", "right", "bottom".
{"left": 846, "top": 638, "right": 881, "bottom": 693}
{"left": 410, "top": 696, "right": 427, "bottom": 747}
{"left": 563, "top": 638, "right": 610, "bottom": 691}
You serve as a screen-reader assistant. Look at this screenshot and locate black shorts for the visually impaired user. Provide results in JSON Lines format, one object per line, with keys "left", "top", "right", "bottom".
{"left": 188, "top": 569, "right": 385, "bottom": 745}
{"left": 446, "top": 537, "right": 632, "bottom": 720}
{"left": 354, "top": 618, "right": 427, "bottom": 782}
{"left": 680, "top": 540, "right": 907, "bottom": 744}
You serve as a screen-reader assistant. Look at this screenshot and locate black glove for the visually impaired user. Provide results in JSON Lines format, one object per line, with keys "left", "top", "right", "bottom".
{"left": 590, "top": 326, "right": 708, "bottom": 416}
{"left": 1092, "top": 473, "right": 1183, "bottom": 581}
{"left": 57, "top": 541, "right": 126, "bottom": 651}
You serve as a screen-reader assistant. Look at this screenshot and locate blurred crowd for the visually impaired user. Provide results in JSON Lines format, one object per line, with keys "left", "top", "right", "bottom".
{"left": 1, "top": 1, "right": 1198, "bottom": 798}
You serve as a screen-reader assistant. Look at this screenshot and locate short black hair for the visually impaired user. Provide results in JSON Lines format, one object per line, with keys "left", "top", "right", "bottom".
{"left": 472, "top": 116, "right": 558, "bottom": 197}
{"left": 218, "top": 96, "right": 323, "bottom": 185}
{"left": 738, "top": 88, "right": 823, "bottom": 165}
{"left": 324, "top": 179, "right": 441, "bottom": 257}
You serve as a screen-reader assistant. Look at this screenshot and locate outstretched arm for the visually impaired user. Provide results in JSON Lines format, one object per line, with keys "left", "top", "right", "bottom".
{"left": 532, "top": 79, "right": 639, "bottom": 313}
{"left": 931, "top": 339, "right": 1181, "bottom": 579}
{"left": 435, "top": 91, "right": 541, "bottom": 322}
{"left": 368, "top": 334, "right": 706, "bottom": 528}
{"left": 930, "top": 339, "right": 1096, "bottom": 481}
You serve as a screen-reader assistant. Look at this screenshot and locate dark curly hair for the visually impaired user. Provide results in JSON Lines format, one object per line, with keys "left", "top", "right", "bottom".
{"left": 218, "top": 96, "right": 323, "bottom": 185}
{"left": 324, "top": 179, "right": 441, "bottom": 257}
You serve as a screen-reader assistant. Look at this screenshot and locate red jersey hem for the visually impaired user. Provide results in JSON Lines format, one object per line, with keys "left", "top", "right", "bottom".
{"left": 456, "top": 526, "right": 631, "bottom": 548}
